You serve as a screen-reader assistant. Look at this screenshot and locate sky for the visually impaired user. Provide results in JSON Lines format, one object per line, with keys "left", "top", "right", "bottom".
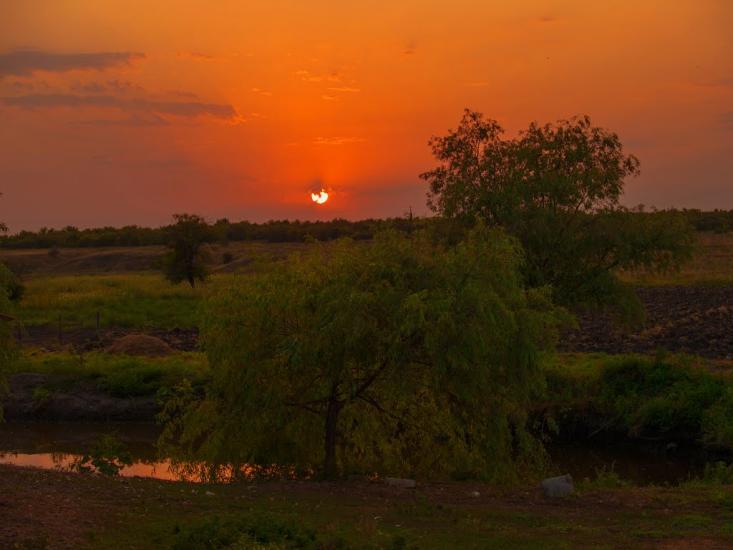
{"left": 0, "top": 0, "right": 732, "bottom": 231}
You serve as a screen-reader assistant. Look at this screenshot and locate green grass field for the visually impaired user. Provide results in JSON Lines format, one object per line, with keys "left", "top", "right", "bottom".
{"left": 15, "top": 274, "right": 206, "bottom": 328}
{"left": 6, "top": 231, "right": 731, "bottom": 332}
{"left": 621, "top": 231, "right": 733, "bottom": 286}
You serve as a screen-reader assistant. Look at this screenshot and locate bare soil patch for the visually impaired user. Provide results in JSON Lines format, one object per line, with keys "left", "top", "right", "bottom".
{"left": 562, "top": 285, "right": 733, "bottom": 359}
{"left": 18, "top": 325, "right": 198, "bottom": 353}
{"left": 105, "top": 334, "right": 173, "bottom": 357}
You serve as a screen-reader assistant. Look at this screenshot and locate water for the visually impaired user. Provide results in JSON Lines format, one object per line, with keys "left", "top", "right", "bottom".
{"left": 0, "top": 422, "right": 720, "bottom": 484}
{"left": 0, "top": 422, "right": 181, "bottom": 481}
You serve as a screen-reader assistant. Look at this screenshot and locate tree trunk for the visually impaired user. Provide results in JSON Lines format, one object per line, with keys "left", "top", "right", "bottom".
{"left": 323, "top": 394, "right": 342, "bottom": 479}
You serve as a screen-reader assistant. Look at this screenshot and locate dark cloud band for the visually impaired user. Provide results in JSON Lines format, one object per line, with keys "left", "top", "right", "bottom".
{"left": 0, "top": 50, "right": 144, "bottom": 77}
{"left": 0, "top": 93, "right": 237, "bottom": 120}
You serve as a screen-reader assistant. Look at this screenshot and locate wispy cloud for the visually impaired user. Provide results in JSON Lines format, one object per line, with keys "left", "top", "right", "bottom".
{"left": 313, "top": 136, "right": 365, "bottom": 146}
{"left": 70, "top": 80, "right": 145, "bottom": 94}
{"left": 73, "top": 114, "right": 169, "bottom": 127}
{"left": 1, "top": 93, "right": 239, "bottom": 121}
{"left": 0, "top": 50, "right": 145, "bottom": 77}
{"left": 251, "top": 87, "right": 273, "bottom": 96}
{"left": 295, "top": 69, "right": 341, "bottom": 83}
{"left": 177, "top": 51, "right": 216, "bottom": 61}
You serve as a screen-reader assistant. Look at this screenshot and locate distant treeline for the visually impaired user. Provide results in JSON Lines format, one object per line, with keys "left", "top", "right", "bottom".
{"left": 0, "top": 217, "right": 427, "bottom": 249}
{"left": 1, "top": 209, "right": 731, "bottom": 250}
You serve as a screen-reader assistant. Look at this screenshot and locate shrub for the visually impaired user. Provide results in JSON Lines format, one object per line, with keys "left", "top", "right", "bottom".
{"left": 0, "top": 262, "right": 23, "bottom": 302}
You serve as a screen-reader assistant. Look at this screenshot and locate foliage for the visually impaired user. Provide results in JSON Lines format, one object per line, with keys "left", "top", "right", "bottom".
{"left": 163, "top": 214, "right": 212, "bottom": 287}
{"left": 542, "top": 354, "right": 733, "bottom": 448}
{"left": 0, "top": 262, "right": 24, "bottom": 301}
{"left": 161, "top": 227, "right": 560, "bottom": 480}
{"left": 578, "top": 464, "right": 631, "bottom": 491}
{"left": 15, "top": 350, "right": 208, "bottom": 398}
{"left": 421, "top": 110, "right": 694, "bottom": 318}
{"left": 16, "top": 274, "right": 202, "bottom": 328}
{"left": 71, "top": 433, "right": 133, "bottom": 476}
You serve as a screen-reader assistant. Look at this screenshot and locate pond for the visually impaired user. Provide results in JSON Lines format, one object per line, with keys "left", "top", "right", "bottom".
{"left": 0, "top": 422, "right": 723, "bottom": 485}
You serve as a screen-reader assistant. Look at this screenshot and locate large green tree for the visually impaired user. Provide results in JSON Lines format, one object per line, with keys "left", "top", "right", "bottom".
{"left": 421, "top": 110, "right": 694, "bottom": 317}
{"left": 161, "top": 228, "right": 560, "bottom": 480}
{"left": 162, "top": 214, "right": 211, "bottom": 287}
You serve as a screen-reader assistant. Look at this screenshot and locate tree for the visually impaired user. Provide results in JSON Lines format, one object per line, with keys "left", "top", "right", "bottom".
{"left": 162, "top": 214, "right": 211, "bottom": 287}
{"left": 421, "top": 110, "right": 694, "bottom": 318}
{"left": 160, "top": 228, "right": 560, "bottom": 480}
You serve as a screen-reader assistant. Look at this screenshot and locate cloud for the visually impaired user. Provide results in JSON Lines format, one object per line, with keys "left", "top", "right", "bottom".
{"left": 177, "top": 51, "right": 216, "bottom": 61}
{"left": 251, "top": 87, "right": 273, "bottom": 96}
{"left": 313, "top": 136, "right": 365, "bottom": 146}
{"left": 72, "top": 114, "right": 169, "bottom": 127}
{"left": 0, "top": 93, "right": 239, "bottom": 121}
{"left": 69, "top": 80, "right": 146, "bottom": 94}
{"left": 0, "top": 50, "right": 145, "bottom": 77}
{"left": 328, "top": 86, "right": 360, "bottom": 93}
{"left": 295, "top": 69, "right": 341, "bottom": 83}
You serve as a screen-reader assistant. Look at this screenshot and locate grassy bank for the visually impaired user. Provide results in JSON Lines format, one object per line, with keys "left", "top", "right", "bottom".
{"left": 12, "top": 350, "right": 208, "bottom": 398}
{"left": 15, "top": 274, "right": 204, "bottom": 329}
{"left": 542, "top": 353, "right": 733, "bottom": 452}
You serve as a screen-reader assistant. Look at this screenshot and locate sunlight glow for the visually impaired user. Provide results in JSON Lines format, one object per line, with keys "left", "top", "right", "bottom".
{"left": 311, "top": 189, "right": 329, "bottom": 204}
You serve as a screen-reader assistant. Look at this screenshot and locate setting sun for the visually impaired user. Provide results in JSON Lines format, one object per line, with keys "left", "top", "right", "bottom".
{"left": 311, "top": 190, "right": 329, "bottom": 205}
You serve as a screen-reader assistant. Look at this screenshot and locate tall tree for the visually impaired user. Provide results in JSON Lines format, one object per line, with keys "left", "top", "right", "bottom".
{"left": 160, "top": 228, "right": 560, "bottom": 480}
{"left": 421, "top": 110, "right": 694, "bottom": 317}
{"left": 162, "top": 214, "right": 211, "bottom": 287}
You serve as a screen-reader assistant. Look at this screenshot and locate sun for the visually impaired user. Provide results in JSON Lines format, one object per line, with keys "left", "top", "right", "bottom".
{"left": 311, "top": 189, "right": 329, "bottom": 204}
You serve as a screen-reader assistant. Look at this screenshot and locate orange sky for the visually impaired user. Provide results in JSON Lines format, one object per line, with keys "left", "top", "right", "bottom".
{"left": 1, "top": 1, "right": 732, "bottom": 230}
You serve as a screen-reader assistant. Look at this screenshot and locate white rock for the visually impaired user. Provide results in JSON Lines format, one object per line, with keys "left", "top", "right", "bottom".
{"left": 541, "top": 474, "right": 574, "bottom": 498}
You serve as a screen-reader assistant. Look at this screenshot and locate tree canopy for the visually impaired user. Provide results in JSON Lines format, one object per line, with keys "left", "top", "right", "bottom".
{"left": 162, "top": 214, "right": 212, "bottom": 287}
{"left": 160, "top": 228, "right": 560, "bottom": 480}
{"left": 421, "top": 110, "right": 694, "bottom": 317}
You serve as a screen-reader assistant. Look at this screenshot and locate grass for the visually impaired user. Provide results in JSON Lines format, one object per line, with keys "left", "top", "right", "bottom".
{"left": 621, "top": 232, "right": 733, "bottom": 286}
{"left": 15, "top": 274, "right": 206, "bottom": 328}
{"left": 4, "top": 464, "right": 733, "bottom": 549}
{"left": 13, "top": 349, "right": 209, "bottom": 397}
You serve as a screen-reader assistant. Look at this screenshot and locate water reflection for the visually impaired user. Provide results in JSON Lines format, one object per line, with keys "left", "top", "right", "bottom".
{"left": 0, "top": 450, "right": 181, "bottom": 480}
{"left": 0, "top": 422, "right": 720, "bottom": 485}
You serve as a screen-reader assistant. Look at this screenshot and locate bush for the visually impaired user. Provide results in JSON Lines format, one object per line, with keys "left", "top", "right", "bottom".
{"left": 543, "top": 354, "right": 733, "bottom": 448}
{"left": 0, "top": 262, "right": 24, "bottom": 302}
